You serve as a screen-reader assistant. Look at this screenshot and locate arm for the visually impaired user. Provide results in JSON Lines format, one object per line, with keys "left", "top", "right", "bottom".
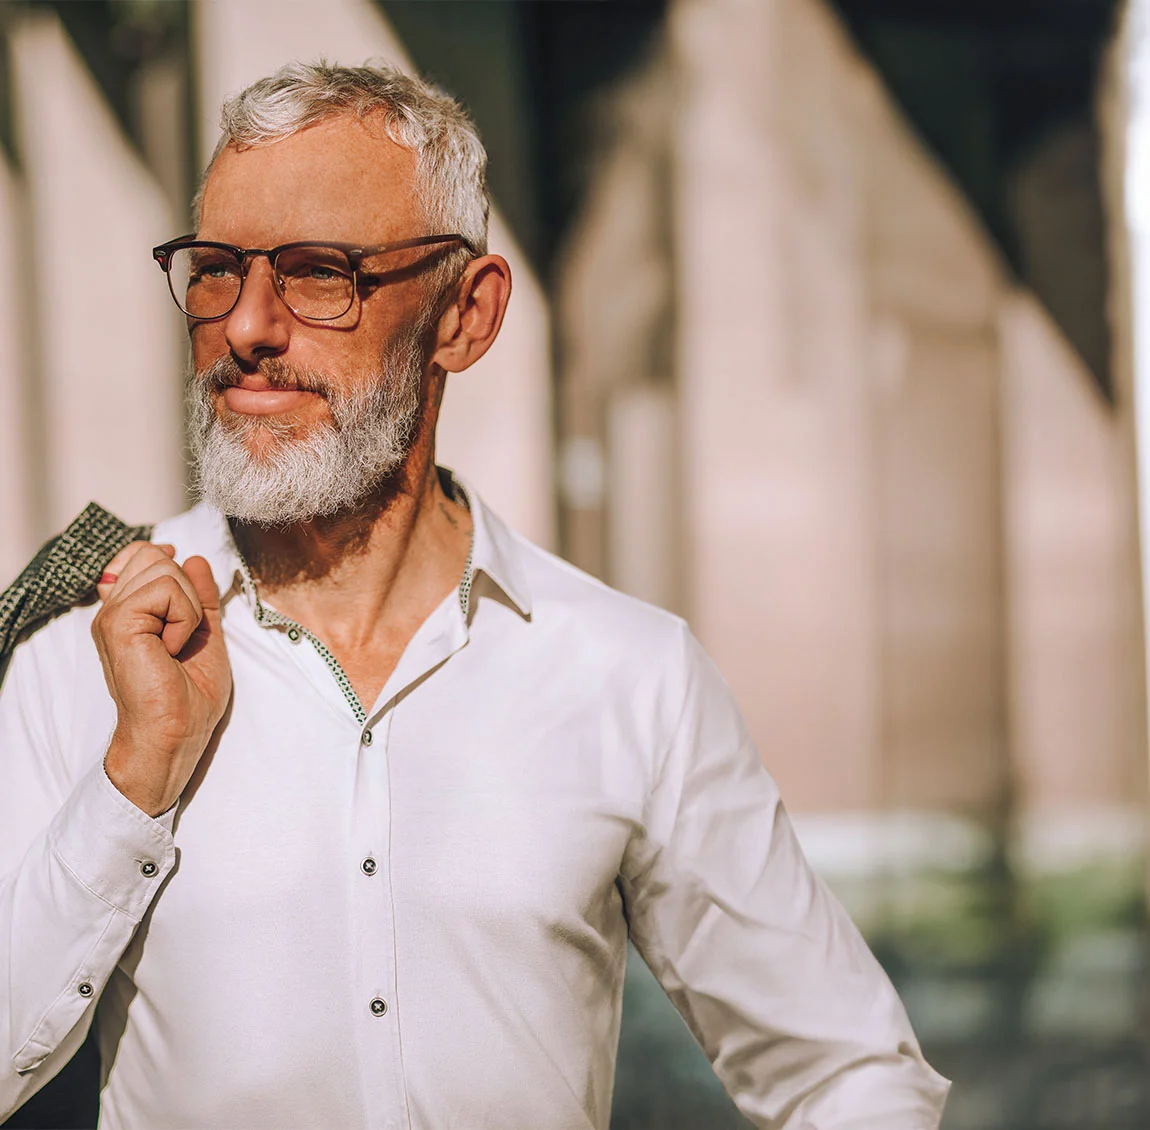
{"left": 0, "top": 633, "right": 176, "bottom": 1120}
{"left": 1, "top": 544, "right": 230, "bottom": 1120}
{"left": 620, "top": 625, "right": 949, "bottom": 1130}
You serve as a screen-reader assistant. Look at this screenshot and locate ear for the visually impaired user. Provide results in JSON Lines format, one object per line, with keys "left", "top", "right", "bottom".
{"left": 430, "top": 254, "right": 512, "bottom": 374}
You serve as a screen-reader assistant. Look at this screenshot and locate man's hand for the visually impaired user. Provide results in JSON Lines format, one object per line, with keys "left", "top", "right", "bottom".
{"left": 92, "top": 542, "right": 233, "bottom": 818}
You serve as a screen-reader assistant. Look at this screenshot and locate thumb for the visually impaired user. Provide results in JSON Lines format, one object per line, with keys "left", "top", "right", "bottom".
{"left": 181, "top": 556, "right": 221, "bottom": 617}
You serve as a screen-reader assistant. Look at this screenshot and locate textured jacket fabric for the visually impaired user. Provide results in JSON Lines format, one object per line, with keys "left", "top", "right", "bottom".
{"left": 0, "top": 503, "right": 150, "bottom": 684}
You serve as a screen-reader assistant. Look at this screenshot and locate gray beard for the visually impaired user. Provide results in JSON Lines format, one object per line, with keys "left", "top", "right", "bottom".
{"left": 187, "top": 330, "right": 424, "bottom": 527}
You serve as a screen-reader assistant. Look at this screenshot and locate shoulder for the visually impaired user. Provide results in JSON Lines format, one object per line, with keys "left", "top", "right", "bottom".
{"left": 150, "top": 502, "right": 235, "bottom": 566}
{"left": 7, "top": 503, "right": 225, "bottom": 673}
{"left": 512, "top": 531, "right": 690, "bottom": 653}
{"left": 498, "top": 531, "right": 712, "bottom": 716}
{"left": 1, "top": 504, "right": 230, "bottom": 778}
{"left": 498, "top": 532, "right": 754, "bottom": 787}
{"left": 466, "top": 487, "right": 698, "bottom": 684}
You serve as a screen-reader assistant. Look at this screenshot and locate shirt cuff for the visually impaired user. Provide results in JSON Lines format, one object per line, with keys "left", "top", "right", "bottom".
{"left": 46, "top": 760, "right": 177, "bottom": 923}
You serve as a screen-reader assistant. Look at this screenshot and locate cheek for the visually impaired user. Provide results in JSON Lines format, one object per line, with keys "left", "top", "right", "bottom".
{"left": 189, "top": 324, "right": 229, "bottom": 370}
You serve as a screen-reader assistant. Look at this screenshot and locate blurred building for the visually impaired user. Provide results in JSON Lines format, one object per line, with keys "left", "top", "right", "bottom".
{"left": 1, "top": 0, "right": 1140, "bottom": 884}
{"left": 568, "top": 0, "right": 1147, "bottom": 902}
{"left": 1, "top": 1, "right": 1147, "bottom": 1127}
{"left": 0, "top": 0, "right": 555, "bottom": 578}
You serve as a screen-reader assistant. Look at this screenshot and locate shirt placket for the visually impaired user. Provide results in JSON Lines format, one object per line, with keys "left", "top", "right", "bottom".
{"left": 351, "top": 599, "right": 472, "bottom": 1130}
{"left": 232, "top": 539, "right": 475, "bottom": 1129}
{"left": 350, "top": 706, "right": 406, "bottom": 1130}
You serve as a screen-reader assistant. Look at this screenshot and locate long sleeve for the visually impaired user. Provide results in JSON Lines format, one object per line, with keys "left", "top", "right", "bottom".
{"left": 0, "top": 625, "right": 176, "bottom": 1121}
{"left": 620, "top": 625, "right": 950, "bottom": 1130}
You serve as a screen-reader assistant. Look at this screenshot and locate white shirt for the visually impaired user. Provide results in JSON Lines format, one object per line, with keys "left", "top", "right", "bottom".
{"left": 0, "top": 478, "right": 949, "bottom": 1129}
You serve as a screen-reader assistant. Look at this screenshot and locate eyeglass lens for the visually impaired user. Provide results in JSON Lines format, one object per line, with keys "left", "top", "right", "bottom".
{"left": 166, "top": 246, "right": 357, "bottom": 320}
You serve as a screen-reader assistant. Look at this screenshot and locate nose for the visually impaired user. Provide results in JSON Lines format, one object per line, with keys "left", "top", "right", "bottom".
{"left": 222, "top": 255, "right": 292, "bottom": 365}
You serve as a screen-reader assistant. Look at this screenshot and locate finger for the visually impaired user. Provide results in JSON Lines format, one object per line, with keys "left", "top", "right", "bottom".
{"left": 156, "top": 577, "right": 202, "bottom": 657}
{"left": 113, "top": 559, "right": 203, "bottom": 628}
{"left": 181, "top": 557, "right": 221, "bottom": 618}
{"left": 130, "top": 574, "right": 204, "bottom": 657}
{"left": 97, "top": 543, "right": 177, "bottom": 602}
{"left": 97, "top": 541, "right": 154, "bottom": 601}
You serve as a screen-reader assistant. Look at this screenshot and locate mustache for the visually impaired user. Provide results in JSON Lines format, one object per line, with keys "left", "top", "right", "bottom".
{"left": 197, "top": 355, "right": 334, "bottom": 398}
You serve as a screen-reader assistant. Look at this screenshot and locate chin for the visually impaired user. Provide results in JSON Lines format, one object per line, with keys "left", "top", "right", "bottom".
{"left": 217, "top": 402, "right": 321, "bottom": 451}
{"left": 238, "top": 428, "right": 291, "bottom": 462}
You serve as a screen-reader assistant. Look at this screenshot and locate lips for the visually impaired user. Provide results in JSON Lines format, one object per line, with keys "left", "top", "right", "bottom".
{"left": 201, "top": 356, "right": 331, "bottom": 417}
{"left": 221, "top": 384, "right": 319, "bottom": 416}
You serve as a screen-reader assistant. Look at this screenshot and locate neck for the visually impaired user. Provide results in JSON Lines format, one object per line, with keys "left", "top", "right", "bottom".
{"left": 230, "top": 443, "right": 473, "bottom": 652}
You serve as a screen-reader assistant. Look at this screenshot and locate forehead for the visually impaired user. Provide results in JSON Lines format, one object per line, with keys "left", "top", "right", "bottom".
{"left": 197, "top": 114, "right": 421, "bottom": 245}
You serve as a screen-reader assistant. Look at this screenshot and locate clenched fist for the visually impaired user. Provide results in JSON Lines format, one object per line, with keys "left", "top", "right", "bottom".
{"left": 92, "top": 541, "right": 232, "bottom": 817}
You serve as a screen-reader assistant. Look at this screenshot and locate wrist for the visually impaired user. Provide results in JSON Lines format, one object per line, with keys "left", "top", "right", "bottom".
{"left": 104, "top": 731, "right": 183, "bottom": 818}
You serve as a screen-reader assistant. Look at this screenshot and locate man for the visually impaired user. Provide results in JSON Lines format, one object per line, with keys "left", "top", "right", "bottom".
{"left": 0, "top": 62, "right": 948, "bottom": 1129}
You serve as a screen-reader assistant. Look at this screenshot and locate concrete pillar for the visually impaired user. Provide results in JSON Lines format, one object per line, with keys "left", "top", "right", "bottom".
{"left": 1112, "top": 0, "right": 1150, "bottom": 836}
{"left": 1095, "top": 1, "right": 1150, "bottom": 875}
{"left": 854, "top": 49, "right": 1012, "bottom": 824}
{"left": 191, "top": 0, "right": 555, "bottom": 549}
{"left": 0, "top": 152, "right": 38, "bottom": 584}
{"left": 1001, "top": 292, "right": 1148, "bottom": 869}
{"left": 607, "top": 385, "right": 679, "bottom": 610}
{"left": 872, "top": 325, "right": 1007, "bottom": 814}
{"left": 134, "top": 53, "right": 192, "bottom": 222}
{"left": 670, "top": 0, "right": 881, "bottom": 814}
{"left": 8, "top": 13, "right": 184, "bottom": 533}
{"left": 553, "top": 47, "right": 676, "bottom": 591}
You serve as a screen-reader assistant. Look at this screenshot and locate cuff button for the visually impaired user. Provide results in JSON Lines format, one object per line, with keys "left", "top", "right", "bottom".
{"left": 140, "top": 861, "right": 158, "bottom": 878}
{"left": 78, "top": 982, "right": 94, "bottom": 998}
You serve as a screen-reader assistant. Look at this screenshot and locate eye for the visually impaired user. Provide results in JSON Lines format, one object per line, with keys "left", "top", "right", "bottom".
{"left": 277, "top": 248, "right": 354, "bottom": 285}
{"left": 187, "top": 251, "right": 240, "bottom": 283}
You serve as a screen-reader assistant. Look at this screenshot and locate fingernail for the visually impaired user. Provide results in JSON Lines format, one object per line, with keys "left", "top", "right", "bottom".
{"left": 99, "top": 572, "right": 118, "bottom": 585}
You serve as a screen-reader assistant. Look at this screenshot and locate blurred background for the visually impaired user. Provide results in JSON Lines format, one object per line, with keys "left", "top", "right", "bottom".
{"left": 1, "top": 0, "right": 1149, "bottom": 1127}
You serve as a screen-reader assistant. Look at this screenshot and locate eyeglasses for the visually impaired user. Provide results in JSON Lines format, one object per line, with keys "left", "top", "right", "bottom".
{"left": 152, "top": 233, "right": 475, "bottom": 322}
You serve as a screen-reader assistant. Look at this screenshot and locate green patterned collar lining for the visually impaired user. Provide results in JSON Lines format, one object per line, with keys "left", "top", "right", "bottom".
{"left": 222, "top": 476, "right": 477, "bottom": 726}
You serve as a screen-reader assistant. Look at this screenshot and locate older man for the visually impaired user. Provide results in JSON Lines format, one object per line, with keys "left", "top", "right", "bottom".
{"left": 0, "top": 63, "right": 948, "bottom": 1129}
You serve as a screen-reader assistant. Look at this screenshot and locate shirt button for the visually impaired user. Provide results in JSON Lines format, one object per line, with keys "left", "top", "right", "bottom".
{"left": 361, "top": 857, "right": 378, "bottom": 876}
{"left": 139, "top": 861, "right": 158, "bottom": 878}
{"left": 361, "top": 728, "right": 373, "bottom": 746}
{"left": 287, "top": 627, "right": 301, "bottom": 642}
{"left": 78, "top": 982, "right": 94, "bottom": 998}
{"left": 369, "top": 997, "right": 388, "bottom": 1017}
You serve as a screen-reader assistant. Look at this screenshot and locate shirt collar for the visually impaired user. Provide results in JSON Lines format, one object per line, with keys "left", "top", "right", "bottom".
{"left": 183, "top": 466, "right": 532, "bottom": 620}
{"left": 447, "top": 468, "right": 532, "bottom": 619}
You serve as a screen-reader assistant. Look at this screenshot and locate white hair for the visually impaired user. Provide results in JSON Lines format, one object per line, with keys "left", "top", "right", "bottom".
{"left": 196, "top": 60, "right": 489, "bottom": 297}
